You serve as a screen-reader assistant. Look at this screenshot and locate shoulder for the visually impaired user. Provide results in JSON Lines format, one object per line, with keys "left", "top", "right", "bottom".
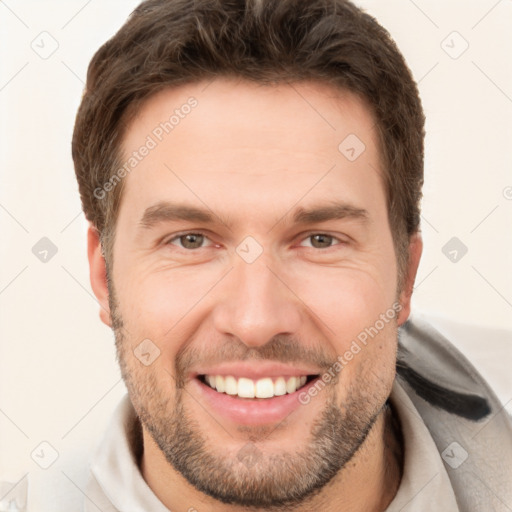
{"left": 396, "top": 313, "right": 512, "bottom": 509}
{"left": 397, "top": 313, "right": 511, "bottom": 420}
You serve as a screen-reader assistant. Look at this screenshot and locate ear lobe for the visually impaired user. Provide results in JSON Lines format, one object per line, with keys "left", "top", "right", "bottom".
{"left": 396, "top": 232, "right": 423, "bottom": 326}
{"left": 87, "top": 224, "right": 112, "bottom": 327}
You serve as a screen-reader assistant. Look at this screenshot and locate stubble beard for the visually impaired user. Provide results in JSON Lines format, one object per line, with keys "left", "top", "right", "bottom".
{"left": 108, "top": 282, "right": 393, "bottom": 509}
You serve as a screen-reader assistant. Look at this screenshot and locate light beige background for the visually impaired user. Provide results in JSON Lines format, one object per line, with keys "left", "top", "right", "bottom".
{"left": 0, "top": 0, "right": 511, "bottom": 499}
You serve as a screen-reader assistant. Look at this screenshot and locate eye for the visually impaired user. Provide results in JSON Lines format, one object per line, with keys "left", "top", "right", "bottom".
{"left": 299, "top": 233, "right": 344, "bottom": 249}
{"left": 166, "top": 232, "right": 213, "bottom": 250}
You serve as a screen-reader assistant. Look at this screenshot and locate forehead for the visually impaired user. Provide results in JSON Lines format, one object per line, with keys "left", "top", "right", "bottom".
{"left": 118, "top": 78, "right": 385, "bottom": 226}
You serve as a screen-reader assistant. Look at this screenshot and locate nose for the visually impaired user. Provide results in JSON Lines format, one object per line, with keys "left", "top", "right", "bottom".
{"left": 212, "top": 253, "right": 302, "bottom": 348}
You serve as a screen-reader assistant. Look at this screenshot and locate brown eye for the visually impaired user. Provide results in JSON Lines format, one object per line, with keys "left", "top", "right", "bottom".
{"left": 172, "top": 233, "right": 206, "bottom": 249}
{"left": 309, "top": 234, "right": 336, "bottom": 248}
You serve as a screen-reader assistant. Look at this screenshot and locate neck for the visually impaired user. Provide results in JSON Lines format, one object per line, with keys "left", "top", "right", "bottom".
{"left": 140, "top": 402, "right": 403, "bottom": 512}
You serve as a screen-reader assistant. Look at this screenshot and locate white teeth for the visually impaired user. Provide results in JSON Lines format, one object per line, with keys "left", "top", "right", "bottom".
{"left": 215, "top": 376, "right": 226, "bottom": 393}
{"left": 203, "top": 374, "right": 309, "bottom": 399}
{"left": 286, "top": 377, "right": 297, "bottom": 394}
{"left": 224, "top": 376, "right": 238, "bottom": 395}
{"left": 255, "top": 378, "right": 274, "bottom": 398}
{"left": 274, "top": 377, "right": 287, "bottom": 396}
{"left": 238, "top": 377, "right": 255, "bottom": 398}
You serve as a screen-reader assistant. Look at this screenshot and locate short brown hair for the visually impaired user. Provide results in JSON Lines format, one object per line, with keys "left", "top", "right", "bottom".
{"left": 72, "top": 0, "right": 425, "bottom": 284}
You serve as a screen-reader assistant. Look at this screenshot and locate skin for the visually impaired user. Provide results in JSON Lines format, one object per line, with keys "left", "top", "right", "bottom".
{"left": 88, "top": 78, "right": 422, "bottom": 512}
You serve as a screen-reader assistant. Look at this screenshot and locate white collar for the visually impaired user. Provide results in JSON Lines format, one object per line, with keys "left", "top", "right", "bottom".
{"left": 384, "top": 379, "right": 460, "bottom": 511}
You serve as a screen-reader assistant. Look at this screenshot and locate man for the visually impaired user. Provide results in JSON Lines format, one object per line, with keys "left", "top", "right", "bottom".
{"left": 68, "top": 0, "right": 512, "bottom": 510}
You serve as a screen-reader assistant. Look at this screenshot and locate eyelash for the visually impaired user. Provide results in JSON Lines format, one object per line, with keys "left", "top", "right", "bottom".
{"left": 164, "top": 231, "right": 347, "bottom": 251}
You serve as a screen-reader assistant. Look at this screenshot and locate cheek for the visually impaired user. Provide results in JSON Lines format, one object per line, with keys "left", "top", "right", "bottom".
{"left": 287, "top": 263, "right": 400, "bottom": 392}
{"left": 116, "top": 267, "right": 210, "bottom": 336}
{"left": 113, "top": 265, "right": 228, "bottom": 376}
{"left": 288, "top": 265, "right": 397, "bottom": 343}
{"left": 335, "top": 318, "right": 398, "bottom": 409}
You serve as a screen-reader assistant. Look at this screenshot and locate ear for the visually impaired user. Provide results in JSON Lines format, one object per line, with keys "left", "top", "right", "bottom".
{"left": 87, "top": 224, "right": 112, "bottom": 327}
{"left": 396, "top": 232, "right": 423, "bottom": 326}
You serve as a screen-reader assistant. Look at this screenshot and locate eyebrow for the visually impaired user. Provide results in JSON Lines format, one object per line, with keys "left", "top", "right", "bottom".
{"left": 140, "top": 202, "right": 223, "bottom": 229}
{"left": 139, "top": 200, "right": 369, "bottom": 231}
{"left": 291, "top": 203, "right": 369, "bottom": 225}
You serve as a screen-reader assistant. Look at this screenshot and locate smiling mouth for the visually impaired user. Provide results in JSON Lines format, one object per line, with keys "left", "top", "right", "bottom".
{"left": 197, "top": 374, "right": 319, "bottom": 399}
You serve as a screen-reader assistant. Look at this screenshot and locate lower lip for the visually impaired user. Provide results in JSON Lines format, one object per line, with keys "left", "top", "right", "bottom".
{"left": 190, "top": 377, "right": 319, "bottom": 426}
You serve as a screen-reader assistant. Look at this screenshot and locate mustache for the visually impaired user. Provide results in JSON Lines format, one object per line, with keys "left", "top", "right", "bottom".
{"left": 174, "top": 334, "right": 338, "bottom": 387}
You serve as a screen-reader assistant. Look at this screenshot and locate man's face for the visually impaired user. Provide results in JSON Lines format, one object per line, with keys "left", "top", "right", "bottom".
{"left": 99, "top": 79, "right": 413, "bottom": 507}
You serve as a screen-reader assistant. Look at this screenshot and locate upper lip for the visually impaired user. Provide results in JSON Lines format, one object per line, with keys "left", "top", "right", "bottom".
{"left": 191, "top": 362, "right": 321, "bottom": 380}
